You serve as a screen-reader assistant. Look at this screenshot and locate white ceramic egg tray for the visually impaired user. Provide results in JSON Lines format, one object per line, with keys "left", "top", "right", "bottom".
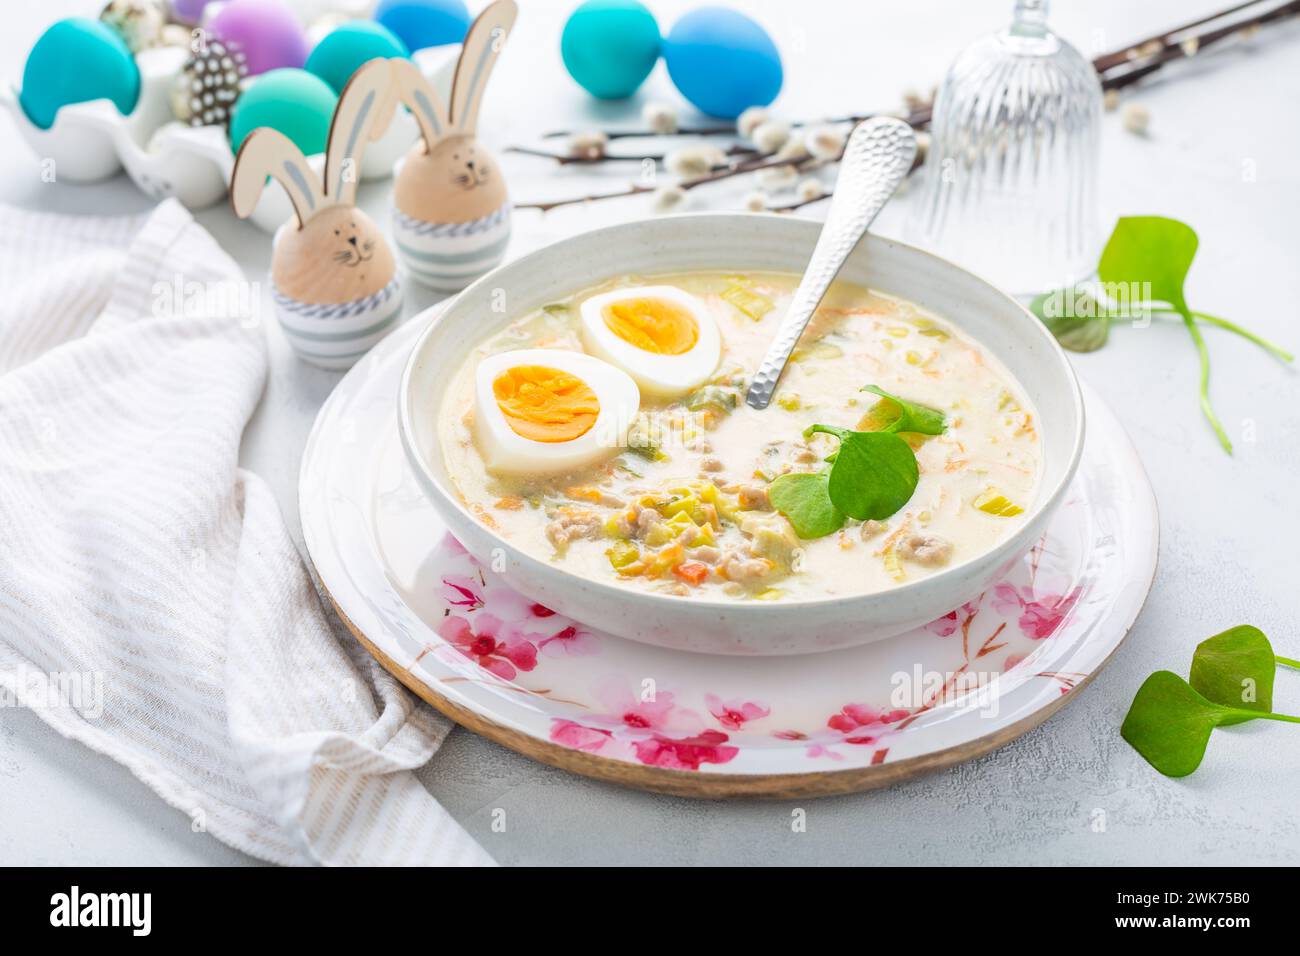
{"left": 1, "top": 44, "right": 457, "bottom": 233}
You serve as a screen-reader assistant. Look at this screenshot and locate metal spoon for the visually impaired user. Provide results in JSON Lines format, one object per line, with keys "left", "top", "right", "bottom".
{"left": 744, "top": 117, "right": 917, "bottom": 410}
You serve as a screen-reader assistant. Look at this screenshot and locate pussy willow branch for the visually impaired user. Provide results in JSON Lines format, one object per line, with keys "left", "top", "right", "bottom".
{"left": 536, "top": 111, "right": 909, "bottom": 142}
{"left": 505, "top": 143, "right": 759, "bottom": 165}
{"left": 517, "top": 0, "right": 1294, "bottom": 209}
{"left": 515, "top": 150, "right": 822, "bottom": 212}
{"left": 530, "top": 109, "right": 926, "bottom": 156}
{"left": 766, "top": 192, "right": 833, "bottom": 214}
{"left": 1098, "top": 0, "right": 1299, "bottom": 91}
{"left": 539, "top": 123, "right": 735, "bottom": 141}
{"left": 1093, "top": 0, "right": 1277, "bottom": 72}
{"left": 766, "top": 153, "right": 924, "bottom": 213}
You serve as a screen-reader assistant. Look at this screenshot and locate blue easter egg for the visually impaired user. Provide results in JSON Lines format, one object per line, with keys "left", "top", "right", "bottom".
{"left": 663, "top": 7, "right": 782, "bottom": 119}
{"left": 306, "top": 21, "right": 410, "bottom": 94}
{"left": 229, "top": 68, "right": 338, "bottom": 155}
{"left": 375, "top": 0, "right": 470, "bottom": 52}
{"left": 20, "top": 18, "right": 140, "bottom": 129}
{"left": 561, "top": 0, "right": 661, "bottom": 100}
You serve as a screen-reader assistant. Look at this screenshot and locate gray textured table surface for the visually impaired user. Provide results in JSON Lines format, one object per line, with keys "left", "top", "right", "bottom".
{"left": 2, "top": 0, "right": 1298, "bottom": 866}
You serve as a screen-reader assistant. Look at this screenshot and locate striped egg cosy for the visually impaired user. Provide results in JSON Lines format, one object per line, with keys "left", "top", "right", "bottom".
{"left": 272, "top": 275, "right": 402, "bottom": 320}
{"left": 393, "top": 204, "right": 510, "bottom": 238}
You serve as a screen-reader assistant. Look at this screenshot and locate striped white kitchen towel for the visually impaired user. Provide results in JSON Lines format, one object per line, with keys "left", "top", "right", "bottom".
{"left": 0, "top": 199, "right": 492, "bottom": 867}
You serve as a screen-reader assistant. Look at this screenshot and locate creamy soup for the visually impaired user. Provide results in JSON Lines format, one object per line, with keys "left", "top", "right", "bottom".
{"left": 438, "top": 271, "right": 1041, "bottom": 601}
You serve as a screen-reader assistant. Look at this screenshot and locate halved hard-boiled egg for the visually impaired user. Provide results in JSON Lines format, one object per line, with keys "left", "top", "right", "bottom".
{"left": 474, "top": 349, "right": 641, "bottom": 476}
{"left": 579, "top": 286, "right": 721, "bottom": 399}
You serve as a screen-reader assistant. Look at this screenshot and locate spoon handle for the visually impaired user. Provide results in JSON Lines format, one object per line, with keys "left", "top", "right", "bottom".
{"left": 744, "top": 117, "right": 917, "bottom": 410}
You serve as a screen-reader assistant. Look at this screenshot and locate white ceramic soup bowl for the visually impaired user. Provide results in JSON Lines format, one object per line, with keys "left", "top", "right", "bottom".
{"left": 399, "top": 214, "right": 1085, "bottom": 656}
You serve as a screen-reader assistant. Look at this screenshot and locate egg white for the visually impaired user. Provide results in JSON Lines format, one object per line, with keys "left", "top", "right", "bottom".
{"left": 578, "top": 285, "right": 721, "bottom": 399}
{"left": 473, "top": 349, "right": 641, "bottom": 476}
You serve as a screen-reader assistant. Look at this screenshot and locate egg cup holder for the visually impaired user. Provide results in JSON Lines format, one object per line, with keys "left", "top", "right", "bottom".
{"left": 386, "top": 3, "right": 517, "bottom": 294}
{"left": 272, "top": 273, "right": 404, "bottom": 370}
{"left": 2, "top": 45, "right": 458, "bottom": 233}
{"left": 391, "top": 202, "right": 512, "bottom": 293}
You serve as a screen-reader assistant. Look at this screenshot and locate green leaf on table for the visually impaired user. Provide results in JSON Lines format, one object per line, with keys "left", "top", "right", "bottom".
{"left": 1120, "top": 671, "right": 1258, "bottom": 777}
{"left": 1030, "top": 215, "right": 1293, "bottom": 454}
{"left": 1098, "top": 216, "right": 1199, "bottom": 311}
{"left": 1029, "top": 290, "right": 1110, "bottom": 352}
{"left": 1098, "top": 216, "right": 1233, "bottom": 453}
{"left": 859, "top": 385, "right": 947, "bottom": 434}
{"left": 768, "top": 471, "right": 844, "bottom": 539}
{"left": 1122, "top": 627, "right": 1300, "bottom": 778}
{"left": 1189, "top": 624, "right": 1275, "bottom": 718}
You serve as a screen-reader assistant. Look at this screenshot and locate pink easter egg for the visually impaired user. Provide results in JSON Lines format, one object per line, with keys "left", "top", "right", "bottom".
{"left": 208, "top": 0, "right": 308, "bottom": 76}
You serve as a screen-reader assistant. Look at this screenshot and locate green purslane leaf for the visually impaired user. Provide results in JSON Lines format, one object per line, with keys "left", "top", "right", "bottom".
{"left": 1189, "top": 624, "right": 1275, "bottom": 718}
{"left": 770, "top": 386, "right": 945, "bottom": 536}
{"left": 1028, "top": 290, "right": 1110, "bottom": 352}
{"left": 1121, "top": 625, "right": 1300, "bottom": 777}
{"left": 824, "top": 430, "right": 919, "bottom": 521}
{"left": 1029, "top": 216, "right": 1293, "bottom": 455}
{"left": 767, "top": 472, "right": 844, "bottom": 539}
{"left": 1121, "top": 671, "right": 1258, "bottom": 778}
{"left": 859, "top": 385, "right": 947, "bottom": 434}
{"left": 1100, "top": 217, "right": 1223, "bottom": 451}
{"left": 1098, "top": 215, "right": 1199, "bottom": 313}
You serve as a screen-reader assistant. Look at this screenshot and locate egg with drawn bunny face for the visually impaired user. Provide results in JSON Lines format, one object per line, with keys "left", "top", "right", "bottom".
{"left": 394, "top": 135, "right": 506, "bottom": 225}
{"left": 389, "top": 0, "right": 517, "bottom": 292}
{"left": 272, "top": 206, "right": 395, "bottom": 304}
{"left": 230, "top": 58, "right": 404, "bottom": 369}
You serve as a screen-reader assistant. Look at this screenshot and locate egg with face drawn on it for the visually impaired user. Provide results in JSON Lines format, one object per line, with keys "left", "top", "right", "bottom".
{"left": 393, "top": 135, "right": 506, "bottom": 228}
{"left": 389, "top": 0, "right": 517, "bottom": 292}
{"left": 229, "top": 60, "right": 404, "bottom": 369}
{"left": 272, "top": 206, "right": 395, "bottom": 305}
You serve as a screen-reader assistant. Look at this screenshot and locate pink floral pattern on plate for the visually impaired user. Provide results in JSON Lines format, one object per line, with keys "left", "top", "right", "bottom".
{"left": 408, "top": 532, "right": 1095, "bottom": 772}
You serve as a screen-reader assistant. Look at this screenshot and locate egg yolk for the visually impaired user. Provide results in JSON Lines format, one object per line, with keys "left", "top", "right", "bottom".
{"left": 493, "top": 366, "right": 600, "bottom": 442}
{"left": 602, "top": 297, "right": 698, "bottom": 355}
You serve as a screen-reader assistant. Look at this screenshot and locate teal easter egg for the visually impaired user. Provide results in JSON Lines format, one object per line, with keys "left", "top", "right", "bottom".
{"left": 663, "top": 7, "right": 782, "bottom": 119}
{"left": 229, "top": 68, "right": 337, "bottom": 155}
{"left": 376, "top": 0, "right": 470, "bottom": 51}
{"left": 561, "top": 0, "right": 660, "bottom": 100}
{"left": 20, "top": 18, "right": 141, "bottom": 130}
{"left": 305, "top": 21, "right": 410, "bottom": 94}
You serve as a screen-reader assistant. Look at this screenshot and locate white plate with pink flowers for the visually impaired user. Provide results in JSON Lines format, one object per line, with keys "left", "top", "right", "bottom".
{"left": 300, "top": 308, "right": 1158, "bottom": 796}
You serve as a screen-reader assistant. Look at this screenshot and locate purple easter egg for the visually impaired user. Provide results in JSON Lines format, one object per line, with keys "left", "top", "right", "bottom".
{"left": 169, "top": 0, "right": 212, "bottom": 26}
{"left": 208, "top": 0, "right": 308, "bottom": 76}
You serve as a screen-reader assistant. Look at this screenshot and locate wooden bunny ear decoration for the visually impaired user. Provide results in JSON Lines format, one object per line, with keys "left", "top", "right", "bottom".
{"left": 391, "top": 0, "right": 518, "bottom": 292}
{"left": 230, "top": 58, "right": 404, "bottom": 370}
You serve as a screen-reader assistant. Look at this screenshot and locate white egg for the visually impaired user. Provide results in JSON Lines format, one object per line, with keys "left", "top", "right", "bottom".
{"left": 473, "top": 349, "right": 641, "bottom": 476}
{"left": 578, "top": 285, "right": 721, "bottom": 399}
